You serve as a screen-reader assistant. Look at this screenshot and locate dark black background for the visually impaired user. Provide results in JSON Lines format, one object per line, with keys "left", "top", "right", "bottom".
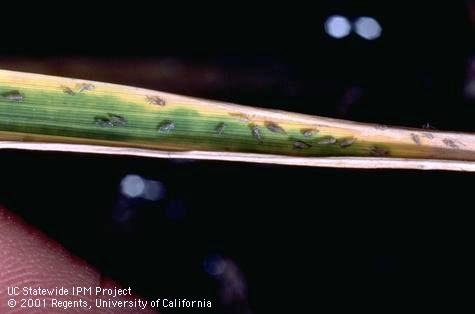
{"left": 1, "top": 1, "right": 474, "bottom": 313}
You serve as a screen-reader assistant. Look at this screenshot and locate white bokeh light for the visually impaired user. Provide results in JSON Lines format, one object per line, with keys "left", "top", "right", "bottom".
{"left": 143, "top": 180, "right": 165, "bottom": 201}
{"left": 120, "top": 174, "right": 145, "bottom": 198}
{"left": 120, "top": 174, "right": 166, "bottom": 200}
{"left": 325, "top": 15, "right": 351, "bottom": 39}
{"left": 354, "top": 17, "right": 382, "bottom": 40}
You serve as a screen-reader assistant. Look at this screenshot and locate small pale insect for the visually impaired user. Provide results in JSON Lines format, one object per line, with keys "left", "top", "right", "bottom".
{"left": 108, "top": 113, "right": 127, "bottom": 126}
{"left": 158, "top": 120, "right": 176, "bottom": 133}
{"left": 2, "top": 90, "right": 24, "bottom": 102}
{"left": 249, "top": 123, "right": 263, "bottom": 142}
{"left": 317, "top": 136, "right": 337, "bottom": 145}
{"left": 410, "top": 133, "right": 421, "bottom": 145}
{"left": 369, "top": 146, "right": 388, "bottom": 157}
{"left": 301, "top": 128, "right": 318, "bottom": 137}
{"left": 146, "top": 96, "right": 166, "bottom": 106}
{"left": 76, "top": 83, "right": 95, "bottom": 92}
{"left": 230, "top": 113, "right": 251, "bottom": 122}
{"left": 60, "top": 85, "right": 75, "bottom": 95}
{"left": 94, "top": 116, "right": 114, "bottom": 128}
{"left": 339, "top": 137, "right": 356, "bottom": 148}
{"left": 293, "top": 140, "right": 312, "bottom": 149}
{"left": 264, "top": 121, "right": 286, "bottom": 134}
{"left": 422, "top": 123, "right": 437, "bottom": 130}
{"left": 215, "top": 122, "right": 226, "bottom": 135}
{"left": 443, "top": 138, "right": 458, "bottom": 149}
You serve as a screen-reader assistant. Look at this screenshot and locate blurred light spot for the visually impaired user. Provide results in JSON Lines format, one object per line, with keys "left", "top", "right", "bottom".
{"left": 120, "top": 175, "right": 166, "bottom": 201}
{"left": 465, "top": 80, "right": 475, "bottom": 99}
{"left": 143, "top": 180, "right": 165, "bottom": 201}
{"left": 120, "top": 174, "right": 145, "bottom": 198}
{"left": 203, "top": 255, "right": 248, "bottom": 305}
{"left": 215, "top": 258, "right": 248, "bottom": 304}
{"left": 203, "top": 254, "right": 225, "bottom": 277}
{"left": 165, "top": 200, "right": 187, "bottom": 221}
{"left": 465, "top": 57, "right": 475, "bottom": 100}
{"left": 205, "top": 256, "right": 253, "bottom": 312}
{"left": 354, "top": 17, "right": 382, "bottom": 40}
{"left": 324, "top": 15, "right": 351, "bottom": 39}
